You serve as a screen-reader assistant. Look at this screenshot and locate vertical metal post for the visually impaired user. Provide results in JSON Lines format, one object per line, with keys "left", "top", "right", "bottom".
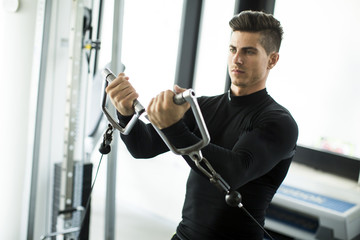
{"left": 104, "top": 1, "right": 125, "bottom": 239}
{"left": 174, "top": 0, "right": 203, "bottom": 89}
{"left": 61, "top": 0, "right": 83, "bottom": 219}
{"left": 224, "top": 0, "right": 276, "bottom": 91}
{"left": 24, "top": 0, "right": 52, "bottom": 239}
{"left": 105, "top": 133, "right": 118, "bottom": 240}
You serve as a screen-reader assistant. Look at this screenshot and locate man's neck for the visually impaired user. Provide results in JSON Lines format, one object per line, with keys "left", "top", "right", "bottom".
{"left": 230, "top": 84, "right": 266, "bottom": 96}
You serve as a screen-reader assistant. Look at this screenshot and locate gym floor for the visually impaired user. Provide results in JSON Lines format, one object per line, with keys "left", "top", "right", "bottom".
{"left": 90, "top": 199, "right": 177, "bottom": 240}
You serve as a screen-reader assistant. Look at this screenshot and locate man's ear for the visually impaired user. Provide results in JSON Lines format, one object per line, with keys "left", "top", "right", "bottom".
{"left": 267, "top": 52, "right": 279, "bottom": 70}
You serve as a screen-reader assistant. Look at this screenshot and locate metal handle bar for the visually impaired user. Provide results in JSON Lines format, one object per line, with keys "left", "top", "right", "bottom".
{"left": 101, "top": 68, "right": 210, "bottom": 155}
{"left": 148, "top": 89, "right": 210, "bottom": 156}
{"left": 101, "top": 69, "right": 273, "bottom": 238}
{"left": 101, "top": 68, "right": 145, "bottom": 135}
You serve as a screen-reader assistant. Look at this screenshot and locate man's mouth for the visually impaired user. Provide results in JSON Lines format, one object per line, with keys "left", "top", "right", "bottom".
{"left": 232, "top": 68, "right": 245, "bottom": 74}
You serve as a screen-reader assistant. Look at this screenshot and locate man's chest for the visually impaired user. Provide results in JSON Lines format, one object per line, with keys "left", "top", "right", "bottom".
{"left": 201, "top": 106, "right": 257, "bottom": 149}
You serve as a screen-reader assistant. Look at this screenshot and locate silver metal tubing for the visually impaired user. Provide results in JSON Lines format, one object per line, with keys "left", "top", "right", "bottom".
{"left": 102, "top": 67, "right": 210, "bottom": 157}
{"left": 101, "top": 68, "right": 145, "bottom": 135}
{"left": 149, "top": 89, "right": 210, "bottom": 156}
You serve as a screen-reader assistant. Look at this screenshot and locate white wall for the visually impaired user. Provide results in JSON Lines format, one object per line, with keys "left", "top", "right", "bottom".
{"left": 0, "top": 0, "right": 38, "bottom": 239}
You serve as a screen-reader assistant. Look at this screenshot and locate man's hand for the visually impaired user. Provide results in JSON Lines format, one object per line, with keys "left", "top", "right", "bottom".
{"left": 105, "top": 73, "right": 139, "bottom": 116}
{"left": 147, "top": 85, "right": 190, "bottom": 129}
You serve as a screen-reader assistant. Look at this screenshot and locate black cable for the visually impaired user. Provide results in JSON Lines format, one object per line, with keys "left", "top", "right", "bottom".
{"left": 199, "top": 158, "right": 276, "bottom": 240}
{"left": 241, "top": 206, "right": 275, "bottom": 240}
{"left": 78, "top": 153, "right": 105, "bottom": 237}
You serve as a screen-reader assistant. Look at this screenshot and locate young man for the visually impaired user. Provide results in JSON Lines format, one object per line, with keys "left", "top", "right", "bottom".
{"left": 107, "top": 10, "right": 298, "bottom": 240}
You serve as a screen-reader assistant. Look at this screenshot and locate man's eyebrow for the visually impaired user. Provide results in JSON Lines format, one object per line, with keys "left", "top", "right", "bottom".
{"left": 241, "top": 46, "right": 258, "bottom": 51}
{"left": 228, "top": 45, "right": 258, "bottom": 51}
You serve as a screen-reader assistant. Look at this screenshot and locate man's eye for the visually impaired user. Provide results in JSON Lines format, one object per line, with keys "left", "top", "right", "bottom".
{"left": 246, "top": 50, "right": 255, "bottom": 55}
{"left": 229, "top": 48, "right": 236, "bottom": 53}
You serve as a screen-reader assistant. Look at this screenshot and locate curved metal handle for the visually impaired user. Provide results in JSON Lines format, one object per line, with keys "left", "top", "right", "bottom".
{"left": 149, "top": 89, "right": 211, "bottom": 156}
{"left": 101, "top": 68, "right": 210, "bottom": 154}
{"left": 101, "top": 68, "right": 145, "bottom": 135}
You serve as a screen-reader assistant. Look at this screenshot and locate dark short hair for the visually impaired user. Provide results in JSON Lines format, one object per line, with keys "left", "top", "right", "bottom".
{"left": 229, "top": 10, "right": 283, "bottom": 55}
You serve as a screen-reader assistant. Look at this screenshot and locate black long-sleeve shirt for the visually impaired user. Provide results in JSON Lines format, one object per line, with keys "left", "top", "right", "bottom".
{"left": 119, "top": 89, "right": 298, "bottom": 240}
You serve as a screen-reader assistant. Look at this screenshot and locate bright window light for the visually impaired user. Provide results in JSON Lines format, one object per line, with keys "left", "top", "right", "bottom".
{"left": 270, "top": 0, "right": 360, "bottom": 158}
{"left": 194, "top": 0, "right": 235, "bottom": 97}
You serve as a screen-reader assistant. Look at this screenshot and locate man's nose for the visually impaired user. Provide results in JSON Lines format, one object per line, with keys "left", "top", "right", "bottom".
{"left": 232, "top": 53, "right": 244, "bottom": 65}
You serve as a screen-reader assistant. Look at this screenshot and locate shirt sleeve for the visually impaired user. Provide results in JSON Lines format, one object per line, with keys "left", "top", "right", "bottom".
{"left": 162, "top": 110, "right": 298, "bottom": 189}
{"left": 117, "top": 112, "right": 170, "bottom": 158}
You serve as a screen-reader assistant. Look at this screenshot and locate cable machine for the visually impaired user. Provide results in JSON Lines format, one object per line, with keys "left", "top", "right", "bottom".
{"left": 37, "top": 0, "right": 276, "bottom": 239}
{"left": 35, "top": 0, "right": 104, "bottom": 239}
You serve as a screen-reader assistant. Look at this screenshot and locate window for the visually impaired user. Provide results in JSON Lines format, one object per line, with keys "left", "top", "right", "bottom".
{"left": 121, "top": 0, "right": 183, "bottom": 106}
{"left": 270, "top": 0, "right": 360, "bottom": 159}
{"left": 193, "top": 0, "right": 235, "bottom": 97}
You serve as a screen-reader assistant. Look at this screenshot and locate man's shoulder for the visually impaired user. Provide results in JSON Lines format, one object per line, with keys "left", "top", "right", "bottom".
{"left": 197, "top": 92, "right": 228, "bottom": 107}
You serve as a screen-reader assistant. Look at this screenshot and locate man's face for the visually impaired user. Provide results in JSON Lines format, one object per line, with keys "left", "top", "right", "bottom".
{"left": 228, "top": 31, "right": 277, "bottom": 95}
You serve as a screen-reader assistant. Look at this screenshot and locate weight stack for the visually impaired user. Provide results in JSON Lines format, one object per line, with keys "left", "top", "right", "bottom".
{"left": 52, "top": 162, "right": 93, "bottom": 240}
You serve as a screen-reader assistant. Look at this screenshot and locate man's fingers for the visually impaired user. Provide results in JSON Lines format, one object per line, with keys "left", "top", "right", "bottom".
{"left": 173, "top": 84, "right": 187, "bottom": 94}
{"left": 105, "top": 72, "right": 139, "bottom": 116}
